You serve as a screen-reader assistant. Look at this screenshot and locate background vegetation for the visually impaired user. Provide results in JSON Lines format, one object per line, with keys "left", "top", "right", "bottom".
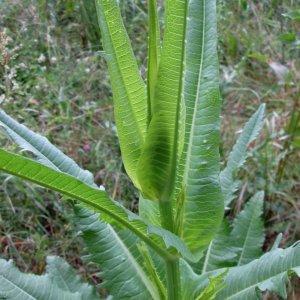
{"left": 0, "top": 0, "right": 299, "bottom": 295}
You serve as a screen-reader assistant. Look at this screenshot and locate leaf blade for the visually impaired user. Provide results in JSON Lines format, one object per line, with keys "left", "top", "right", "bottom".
{"left": 180, "top": 0, "right": 223, "bottom": 257}
{"left": 95, "top": 0, "right": 148, "bottom": 187}
{"left": 0, "top": 259, "right": 83, "bottom": 300}
{"left": 0, "top": 149, "right": 196, "bottom": 262}
{"left": 231, "top": 191, "right": 265, "bottom": 266}
{"left": 137, "top": 0, "right": 188, "bottom": 201}
{"left": 74, "top": 206, "right": 158, "bottom": 299}
{"left": 220, "top": 104, "right": 265, "bottom": 207}
{"left": 216, "top": 243, "right": 300, "bottom": 299}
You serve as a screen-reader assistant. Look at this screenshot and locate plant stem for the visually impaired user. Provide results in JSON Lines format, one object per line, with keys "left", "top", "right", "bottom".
{"left": 165, "top": 259, "right": 181, "bottom": 300}
{"left": 159, "top": 199, "right": 181, "bottom": 299}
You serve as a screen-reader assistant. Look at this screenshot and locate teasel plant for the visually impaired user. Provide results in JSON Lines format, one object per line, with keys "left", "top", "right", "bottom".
{"left": 0, "top": 0, "right": 299, "bottom": 299}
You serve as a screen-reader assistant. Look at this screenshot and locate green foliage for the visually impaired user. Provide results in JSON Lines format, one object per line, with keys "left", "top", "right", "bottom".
{"left": 230, "top": 192, "right": 265, "bottom": 266}
{"left": 200, "top": 191, "right": 264, "bottom": 273}
{"left": 196, "top": 271, "right": 227, "bottom": 300}
{"left": 0, "top": 0, "right": 299, "bottom": 299}
{"left": 220, "top": 105, "right": 265, "bottom": 207}
{"left": 74, "top": 206, "right": 158, "bottom": 299}
{"left": 95, "top": 0, "right": 148, "bottom": 189}
{"left": 0, "top": 256, "right": 98, "bottom": 299}
{"left": 180, "top": 0, "right": 223, "bottom": 255}
{"left": 216, "top": 242, "right": 300, "bottom": 299}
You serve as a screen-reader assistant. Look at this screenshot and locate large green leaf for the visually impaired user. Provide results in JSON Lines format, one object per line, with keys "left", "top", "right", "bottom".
{"left": 137, "top": 0, "right": 188, "bottom": 201}
{"left": 230, "top": 191, "right": 265, "bottom": 266}
{"left": 0, "top": 149, "right": 195, "bottom": 262}
{"left": 220, "top": 104, "right": 265, "bottom": 207}
{"left": 95, "top": 0, "right": 148, "bottom": 188}
{"left": 216, "top": 242, "right": 300, "bottom": 299}
{"left": 0, "top": 257, "right": 96, "bottom": 300}
{"left": 180, "top": 244, "right": 300, "bottom": 300}
{"left": 74, "top": 206, "right": 159, "bottom": 299}
{"left": 0, "top": 110, "right": 163, "bottom": 298}
{"left": 180, "top": 0, "right": 223, "bottom": 257}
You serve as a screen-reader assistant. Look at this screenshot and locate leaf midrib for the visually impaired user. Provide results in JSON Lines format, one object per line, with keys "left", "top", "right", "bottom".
{"left": 97, "top": 0, "right": 146, "bottom": 142}
{"left": 236, "top": 208, "right": 258, "bottom": 266}
{"left": 108, "top": 225, "right": 160, "bottom": 300}
{"left": 182, "top": 0, "right": 206, "bottom": 228}
{"left": 0, "top": 274, "right": 37, "bottom": 300}
{"left": 225, "top": 269, "right": 291, "bottom": 299}
{"left": 0, "top": 151, "right": 173, "bottom": 261}
{"left": 167, "top": 0, "right": 189, "bottom": 199}
{"left": 184, "top": 0, "right": 206, "bottom": 183}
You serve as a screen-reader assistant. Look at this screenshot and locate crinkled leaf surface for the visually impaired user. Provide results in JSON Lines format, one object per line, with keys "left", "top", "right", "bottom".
{"left": 46, "top": 256, "right": 98, "bottom": 299}
{"left": 200, "top": 221, "right": 237, "bottom": 274}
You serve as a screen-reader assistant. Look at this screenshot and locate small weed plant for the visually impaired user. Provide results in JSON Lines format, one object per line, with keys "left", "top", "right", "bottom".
{"left": 0, "top": 0, "right": 299, "bottom": 299}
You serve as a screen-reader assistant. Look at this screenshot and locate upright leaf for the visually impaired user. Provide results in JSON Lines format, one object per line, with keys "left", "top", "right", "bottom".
{"left": 180, "top": 0, "right": 223, "bottom": 257}
{"left": 216, "top": 243, "right": 300, "bottom": 299}
{"left": 147, "top": 0, "right": 160, "bottom": 119}
{"left": 230, "top": 191, "right": 265, "bottom": 266}
{"left": 137, "top": 0, "right": 188, "bottom": 201}
{"left": 220, "top": 104, "right": 265, "bottom": 207}
{"left": 95, "top": 0, "right": 148, "bottom": 188}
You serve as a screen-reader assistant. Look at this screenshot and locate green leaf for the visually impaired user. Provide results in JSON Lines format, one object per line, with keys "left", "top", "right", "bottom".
{"left": 139, "top": 195, "right": 161, "bottom": 227}
{"left": 279, "top": 32, "right": 296, "bottom": 43}
{"left": 196, "top": 270, "right": 227, "bottom": 300}
{"left": 200, "top": 221, "right": 237, "bottom": 274}
{"left": 200, "top": 191, "right": 265, "bottom": 273}
{"left": 180, "top": 0, "right": 223, "bottom": 257}
{"left": 46, "top": 256, "right": 98, "bottom": 299}
{"left": 0, "top": 149, "right": 196, "bottom": 263}
{"left": 74, "top": 206, "right": 159, "bottom": 299}
{"left": 282, "top": 9, "right": 300, "bottom": 21}
{"left": 220, "top": 104, "right": 265, "bottom": 207}
{"left": 179, "top": 260, "right": 226, "bottom": 300}
{"left": 180, "top": 259, "right": 205, "bottom": 300}
{"left": 147, "top": 0, "right": 161, "bottom": 120}
{"left": 216, "top": 243, "right": 300, "bottom": 299}
{"left": 0, "top": 110, "right": 162, "bottom": 298}
{"left": 230, "top": 191, "right": 265, "bottom": 266}
{"left": 95, "top": 0, "right": 148, "bottom": 188}
{"left": 137, "top": 0, "right": 188, "bottom": 201}
{"left": 0, "top": 109, "right": 94, "bottom": 185}
{"left": 0, "top": 258, "right": 92, "bottom": 300}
